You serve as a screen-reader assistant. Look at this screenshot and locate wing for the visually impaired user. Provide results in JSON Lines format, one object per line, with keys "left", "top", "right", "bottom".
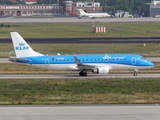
{"left": 74, "top": 56, "right": 96, "bottom": 70}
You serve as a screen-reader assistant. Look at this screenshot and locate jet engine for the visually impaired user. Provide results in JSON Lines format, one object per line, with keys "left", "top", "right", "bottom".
{"left": 92, "top": 67, "right": 109, "bottom": 74}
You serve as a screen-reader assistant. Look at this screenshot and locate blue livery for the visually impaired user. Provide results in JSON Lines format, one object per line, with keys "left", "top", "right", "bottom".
{"left": 9, "top": 32, "right": 154, "bottom": 76}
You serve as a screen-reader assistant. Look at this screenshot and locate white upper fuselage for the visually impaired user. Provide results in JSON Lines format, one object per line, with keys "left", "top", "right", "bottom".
{"left": 77, "top": 9, "right": 111, "bottom": 19}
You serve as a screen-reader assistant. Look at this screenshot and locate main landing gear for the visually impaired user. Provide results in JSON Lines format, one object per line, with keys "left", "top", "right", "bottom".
{"left": 79, "top": 71, "right": 87, "bottom": 76}
{"left": 133, "top": 69, "right": 138, "bottom": 76}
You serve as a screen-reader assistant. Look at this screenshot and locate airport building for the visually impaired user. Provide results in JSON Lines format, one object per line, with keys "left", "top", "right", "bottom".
{"left": 72, "top": 1, "right": 102, "bottom": 13}
{"left": 141, "top": 0, "right": 160, "bottom": 17}
{"left": 0, "top": 5, "right": 62, "bottom": 16}
{"left": 0, "top": 0, "right": 102, "bottom": 16}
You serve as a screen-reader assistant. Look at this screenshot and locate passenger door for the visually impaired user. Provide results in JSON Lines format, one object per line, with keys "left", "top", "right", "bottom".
{"left": 45, "top": 58, "right": 50, "bottom": 66}
{"left": 131, "top": 57, "right": 136, "bottom": 65}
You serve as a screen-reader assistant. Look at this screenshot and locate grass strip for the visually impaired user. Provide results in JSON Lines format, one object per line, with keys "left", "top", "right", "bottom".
{"left": 1, "top": 23, "right": 160, "bottom": 38}
{"left": 0, "top": 79, "right": 159, "bottom": 105}
{"left": 1, "top": 43, "right": 160, "bottom": 58}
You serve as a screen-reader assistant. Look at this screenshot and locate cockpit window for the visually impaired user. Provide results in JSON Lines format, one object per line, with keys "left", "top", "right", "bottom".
{"left": 140, "top": 57, "right": 145, "bottom": 60}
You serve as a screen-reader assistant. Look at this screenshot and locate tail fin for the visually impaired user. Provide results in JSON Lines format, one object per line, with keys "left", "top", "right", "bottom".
{"left": 77, "top": 9, "right": 86, "bottom": 16}
{"left": 10, "top": 32, "right": 44, "bottom": 57}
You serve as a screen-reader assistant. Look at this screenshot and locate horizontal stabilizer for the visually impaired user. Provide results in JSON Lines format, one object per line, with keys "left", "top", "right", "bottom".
{"left": 8, "top": 57, "right": 31, "bottom": 62}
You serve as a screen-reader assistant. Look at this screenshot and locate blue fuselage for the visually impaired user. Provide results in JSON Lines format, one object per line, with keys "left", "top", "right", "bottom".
{"left": 15, "top": 54, "right": 154, "bottom": 71}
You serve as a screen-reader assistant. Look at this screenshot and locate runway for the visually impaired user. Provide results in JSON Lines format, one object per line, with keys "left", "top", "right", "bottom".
{"left": 0, "top": 73, "right": 159, "bottom": 80}
{"left": 1, "top": 17, "right": 160, "bottom": 23}
{"left": 0, "top": 105, "right": 159, "bottom": 120}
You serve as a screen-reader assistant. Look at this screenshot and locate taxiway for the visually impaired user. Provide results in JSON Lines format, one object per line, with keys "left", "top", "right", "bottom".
{"left": 0, "top": 105, "right": 159, "bottom": 120}
{"left": 0, "top": 73, "right": 159, "bottom": 80}
{"left": 1, "top": 17, "right": 160, "bottom": 23}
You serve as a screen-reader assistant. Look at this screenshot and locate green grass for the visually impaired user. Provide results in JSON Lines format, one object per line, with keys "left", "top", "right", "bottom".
{"left": 1, "top": 23, "right": 160, "bottom": 38}
{"left": 96, "top": 22, "right": 160, "bottom": 37}
{"left": 1, "top": 43, "right": 160, "bottom": 58}
{"left": 0, "top": 79, "right": 159, "bottom": 105}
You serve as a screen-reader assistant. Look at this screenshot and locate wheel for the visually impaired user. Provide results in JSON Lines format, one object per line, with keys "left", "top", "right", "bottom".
{"left": 83, "top": 72, "right": 87, "bottom": 76}
{"left": 79, "top": 71, "right": 83, "bottom": 76}
{"left": 134, "top": 72, "right": 137, "bottom": 76}
{"left": 79, "top": 71, "right": 87, "bottom": 76}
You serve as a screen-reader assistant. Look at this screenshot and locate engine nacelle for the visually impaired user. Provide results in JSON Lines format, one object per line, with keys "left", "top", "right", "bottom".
{"left": 93, "top": 67, "right": 109, "bottom": 74}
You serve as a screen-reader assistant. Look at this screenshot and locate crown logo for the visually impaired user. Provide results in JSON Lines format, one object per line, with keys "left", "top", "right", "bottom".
{"left": 103, "top": 54, "right": 111, "bottom": 59}
{"left": 19, "top": 43, "right": 25, "bottom": 46}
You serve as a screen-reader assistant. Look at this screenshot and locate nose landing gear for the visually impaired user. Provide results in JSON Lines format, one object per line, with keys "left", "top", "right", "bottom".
{"left": 134, "top": 71, "right": 137, "bottom": 76}
{"left": 133, "top": 69, "right": 138, "bottom": 76}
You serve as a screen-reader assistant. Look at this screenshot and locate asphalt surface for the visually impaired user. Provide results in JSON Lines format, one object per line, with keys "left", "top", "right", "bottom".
{"left": 1, "top": 37, "right": 160, "bottom": 43}
{"left": 0, "top": 105, "right": 159, "bottom": 120}
{"left": 1, "top": 17, "right": 160, "bottom": 23}
{"left": 0, "top": 73, "right": 159, "bottom": 80}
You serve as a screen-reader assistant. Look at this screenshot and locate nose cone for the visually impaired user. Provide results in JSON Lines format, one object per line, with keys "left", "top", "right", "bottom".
{"left": 147, "top": 60, "right": 154, "bottom": 67}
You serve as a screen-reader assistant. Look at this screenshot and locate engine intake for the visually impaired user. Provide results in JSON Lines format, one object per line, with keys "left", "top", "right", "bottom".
{"left": 93, "top": 67, "right": 109, "bottom": 74}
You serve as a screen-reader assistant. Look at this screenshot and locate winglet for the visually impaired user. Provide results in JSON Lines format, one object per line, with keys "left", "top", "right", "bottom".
{"left": 73, "top": 56, "right": 96, "bottom": 69}
{"left": 74, "top": 56, "right": 83, "bottom": 66}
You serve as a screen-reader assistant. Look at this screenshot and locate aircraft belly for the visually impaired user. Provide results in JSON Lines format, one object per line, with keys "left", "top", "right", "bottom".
{"left": 32, "top": 64, "right": 77, "bottom": 71}
{"left": 30, "top": 63, "right": 152, "bottom": 71}
{"left": 113, "top": 64, "right": 152, "bottom": 70}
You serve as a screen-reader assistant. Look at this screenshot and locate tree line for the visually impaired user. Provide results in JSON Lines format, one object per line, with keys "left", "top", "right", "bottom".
{"left": 0, "top": 0, "right": 151, "bottom": 13}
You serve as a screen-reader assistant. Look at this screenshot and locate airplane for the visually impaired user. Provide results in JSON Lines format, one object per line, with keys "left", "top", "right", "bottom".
{"left": 77, "top": 9, "right": 112, "bottom": 19}
{"left": 9, "top": 32, "right": 154, "bottom": 76}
